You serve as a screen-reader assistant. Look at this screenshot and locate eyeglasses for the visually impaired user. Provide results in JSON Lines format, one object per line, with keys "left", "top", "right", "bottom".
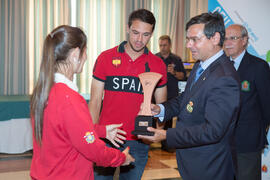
{"left": 224, "top": 36, "right": 243, "bottom": 41}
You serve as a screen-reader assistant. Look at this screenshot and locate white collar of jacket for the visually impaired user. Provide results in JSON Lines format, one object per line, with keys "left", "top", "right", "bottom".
{"left": 54, "top": 73, "right": 79, "bottom": 92}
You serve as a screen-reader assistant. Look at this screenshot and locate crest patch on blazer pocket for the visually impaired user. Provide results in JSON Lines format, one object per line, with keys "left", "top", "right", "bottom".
{"left": 186, "top": 101, "right": 194, "bottom": 113}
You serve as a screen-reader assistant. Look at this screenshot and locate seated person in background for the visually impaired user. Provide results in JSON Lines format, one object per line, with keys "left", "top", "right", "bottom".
{"left": 30, "top": 25, "right": 134, "bottom": 180}
{"left": 156, "top": 35, "right": 186, "bottom": 152}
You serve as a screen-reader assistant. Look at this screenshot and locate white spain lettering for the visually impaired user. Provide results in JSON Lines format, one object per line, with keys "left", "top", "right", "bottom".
{"left": 113, "top": 77, "right": 120, "bottom": 89}
{"left": 122, "top": 78, "right": 129, "bottom": 89}
{"left": 137, "top": 81, "right": 141, "bottom": 92}
{"left": 129, "top": 79, "right": 136, "bottom": 91}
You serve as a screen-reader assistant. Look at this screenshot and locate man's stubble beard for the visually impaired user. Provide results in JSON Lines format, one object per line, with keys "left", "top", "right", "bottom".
{"left": 128, "top": 39, "right": 145, "bottom": 53}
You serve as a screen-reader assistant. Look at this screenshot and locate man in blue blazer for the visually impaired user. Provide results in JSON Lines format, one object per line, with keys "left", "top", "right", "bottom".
{"left": 224, "top": 24, "right": 270, "bottom": 180}
{"left": 138, "top": 12, "right": 241, "bottom": 180}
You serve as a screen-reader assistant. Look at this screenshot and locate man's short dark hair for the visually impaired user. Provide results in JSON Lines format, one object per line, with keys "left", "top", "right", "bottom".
{"left": 186, "top": 12, "right": 225, "bottom": 47}
{"left": 128, "top": 9, "right": 156, "bottom": 32}
{"left": 159, "top": 35, "right": 171, "bottom": 44}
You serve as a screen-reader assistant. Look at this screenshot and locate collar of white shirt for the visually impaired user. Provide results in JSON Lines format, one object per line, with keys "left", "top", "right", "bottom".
{"left": 54, "top": 73, "right": 78, "bottom": 92}
{"left": 200, "top": 50, "right": 224, "bottom": 70}
{"left": 230, "top": 50, "right": 246, "bottom": 70}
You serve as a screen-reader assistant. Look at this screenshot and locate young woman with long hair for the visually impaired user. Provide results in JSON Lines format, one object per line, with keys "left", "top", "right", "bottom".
{"left": 30, "top": 25, "right": 134, "bottom": 180}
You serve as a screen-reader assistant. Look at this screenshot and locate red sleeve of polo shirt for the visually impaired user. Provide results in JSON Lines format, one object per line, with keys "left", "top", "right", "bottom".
{"left": 156, "top": 58, "right": 167, "bottom": 88}
{"left": 61, "top": 95, "right": 125, "bottom": 167}
{"left": 92, "top": 52, "right": 107, "bottom": 81}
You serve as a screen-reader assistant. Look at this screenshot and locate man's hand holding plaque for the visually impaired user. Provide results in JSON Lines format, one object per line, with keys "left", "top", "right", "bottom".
{"left": 136, "top": 103, "right": 167, "bottom": 143}
{"left": 132, "top": 72, "right": 162, "bottom": 136}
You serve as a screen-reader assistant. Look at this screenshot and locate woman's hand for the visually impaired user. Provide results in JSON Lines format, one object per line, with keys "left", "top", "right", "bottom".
{"left": 106, "top": 123, "right": 126, "bottom": 148}
{"left": 121, "top": 147, "right": 135, "bottom": 166}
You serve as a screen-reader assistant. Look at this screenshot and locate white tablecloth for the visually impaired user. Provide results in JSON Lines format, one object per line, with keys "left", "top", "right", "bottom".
{"left": 0, "top": 118, "right": 32, "bottom": 154}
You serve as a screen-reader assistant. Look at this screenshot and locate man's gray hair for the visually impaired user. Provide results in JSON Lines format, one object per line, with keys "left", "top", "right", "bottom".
{"left": 238, "top": 24, "right": 249, "bottom": 48}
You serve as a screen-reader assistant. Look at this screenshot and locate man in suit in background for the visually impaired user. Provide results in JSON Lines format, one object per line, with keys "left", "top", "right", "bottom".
{"left": 138, "top": 12, "right": 240, "bottom": 180}
{"left": 224, "top": 24, "right": 270, "bottom": 180}
{"left": 156, "top": 35, "right": 186, "bottom": 152}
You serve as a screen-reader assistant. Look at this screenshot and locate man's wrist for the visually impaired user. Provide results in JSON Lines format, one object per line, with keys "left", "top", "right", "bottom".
{"left": 162, "top": 129, "right": 167, "bottom": 140}
{"left": 154, "top": 104, "right": 165, "bottom": 122}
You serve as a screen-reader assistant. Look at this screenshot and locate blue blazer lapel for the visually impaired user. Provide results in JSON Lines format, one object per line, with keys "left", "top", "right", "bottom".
{"left": 190, "top": 68, "right": 208, "bottom": 92}
{"left": 237, "top": 52, "right": 250, "bottom": 74}
{"left": 185, "top": 62, "right": 200, "bottom": 91}
{"left": 180, "top": 55, "right": 224, "bottom": 108}
{"left": 193, "top": 54, "right": 225, "bottom": 91}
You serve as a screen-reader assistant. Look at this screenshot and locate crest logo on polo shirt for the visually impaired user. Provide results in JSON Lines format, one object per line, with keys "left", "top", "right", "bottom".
{"left": 84, "top": 132, "right": 95, "bottom": 144}
{"left": 112, "top": 57, "right": 121, "bottom": 68}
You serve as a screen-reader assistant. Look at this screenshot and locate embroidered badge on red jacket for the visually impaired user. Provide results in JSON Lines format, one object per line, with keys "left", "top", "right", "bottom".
{"left": 84, "top": 132, "right": 95, "bottom": 144}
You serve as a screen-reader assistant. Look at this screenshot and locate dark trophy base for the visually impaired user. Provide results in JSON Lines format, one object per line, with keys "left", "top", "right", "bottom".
{"left": 132, "top": 115, "right": 156, "bottom": 136}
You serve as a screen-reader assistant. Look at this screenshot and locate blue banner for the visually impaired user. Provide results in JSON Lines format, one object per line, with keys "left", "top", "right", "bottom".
{"left": 208, "top": 0, "right": 270, "bottom": 63}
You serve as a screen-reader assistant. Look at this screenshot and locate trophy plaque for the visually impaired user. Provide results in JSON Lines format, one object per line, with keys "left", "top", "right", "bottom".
{"left": 132, "top": 72, "right": 162, "bottom": 136}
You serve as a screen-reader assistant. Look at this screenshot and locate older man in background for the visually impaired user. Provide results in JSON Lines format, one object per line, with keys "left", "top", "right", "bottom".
{"left": 224, "top": 24, "right": 270, "bottom": 180}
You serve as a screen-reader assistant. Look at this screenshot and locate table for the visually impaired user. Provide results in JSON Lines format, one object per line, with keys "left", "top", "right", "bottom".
{"left": 0, "top": 94, "right": 90, "bottom": 154}
{"left": 0, "top": 95, "right": 32, "bottom": 154}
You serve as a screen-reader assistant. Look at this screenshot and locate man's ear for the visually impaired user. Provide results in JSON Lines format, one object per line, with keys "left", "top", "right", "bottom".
{"left": 126, "top": 25, "right": 130, "bottom": 35}
{"left": 242, "top": 36, "right": 248, "bottom": 47}
{"left": 211, "top": 32, "right": 221, "bottom": 46}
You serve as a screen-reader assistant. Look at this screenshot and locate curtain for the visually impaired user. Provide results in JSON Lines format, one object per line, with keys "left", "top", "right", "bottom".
{"left": 75, "top": 0, "right": 126, "bottom": 94}
{"left": 27, "top": 0, "right": 71, "bottom": 94}
{"left": 0, "top": 0, "right": 28, "bottom": 95}
{"left": 76, "top": 0, "right": 185, "bottom": 94}
{"left": 1, "top": 0, "right": 204, "bottom": 95}
{"left": 0, "top": 0, "right": 71, "bottom": 95}
{"left": 184, "top": 0, "right": 208, "bottom": 60}
{"left": 187, "top": 0, "right": 208, "bottom": 19}
{"left": 124, "top": 0, "right": 185, "bottom": 56}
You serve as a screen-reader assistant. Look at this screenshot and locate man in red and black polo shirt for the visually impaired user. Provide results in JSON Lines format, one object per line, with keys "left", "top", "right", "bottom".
{"left": 88, "top": 9, "right": 167, "bottom": 180}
